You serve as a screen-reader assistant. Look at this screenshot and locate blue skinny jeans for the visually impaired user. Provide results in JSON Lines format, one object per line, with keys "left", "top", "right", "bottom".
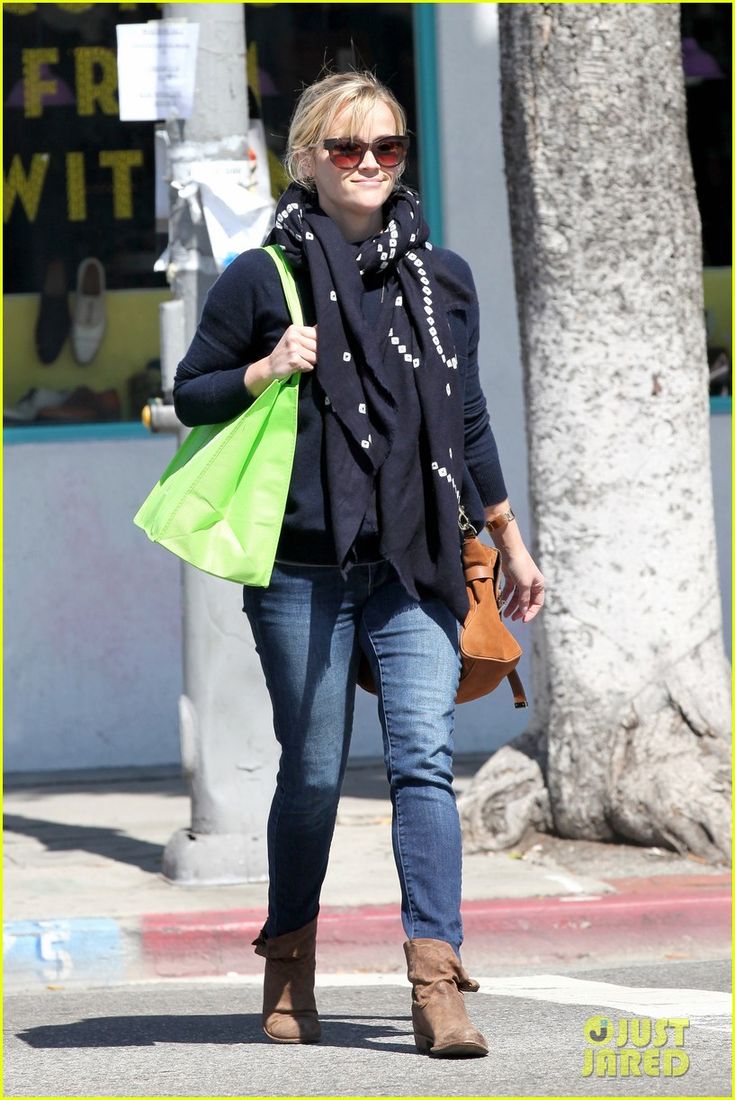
{"left": 242, "top": 560, "right": 464, "bottom": 954}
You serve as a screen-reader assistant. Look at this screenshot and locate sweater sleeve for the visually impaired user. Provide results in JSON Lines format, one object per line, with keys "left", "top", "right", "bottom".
{"left": 172, "top": 249, "right": 286, "bottom": 427}
{"left": 462, "top": 288, "right": 509, "bottom": 507}
{"left": 432, "top": 247, "right": 509, "bottom": 507}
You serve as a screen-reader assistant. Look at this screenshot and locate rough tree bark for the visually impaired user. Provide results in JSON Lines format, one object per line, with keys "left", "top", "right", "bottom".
{"left": 459, "top": 4, "right": 731, "bottom": 863}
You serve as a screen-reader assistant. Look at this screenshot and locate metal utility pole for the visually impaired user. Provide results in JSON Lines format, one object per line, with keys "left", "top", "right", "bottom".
{"left": 153, "top": 4, "right": 277, "bottom": 884}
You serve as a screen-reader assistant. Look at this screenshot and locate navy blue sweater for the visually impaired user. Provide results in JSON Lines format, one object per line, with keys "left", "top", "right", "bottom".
{"left": 173, "top": 246, "right": 508, "bottom": 565}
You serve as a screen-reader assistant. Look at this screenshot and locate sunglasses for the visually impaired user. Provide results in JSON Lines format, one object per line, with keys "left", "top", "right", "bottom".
{"left": 322, "top": 135, "right": 410, "bottom": 170}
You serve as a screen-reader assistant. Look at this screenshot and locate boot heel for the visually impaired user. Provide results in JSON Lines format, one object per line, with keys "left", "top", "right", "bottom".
{"left": 254, "top": 917, "right": 321, "bottom": 1044}
{"left": 405, "top": 939, "right": 489, "bottom": 1058}
{"left": 413, "top": 1031, "right": 433, "bottom": 1054}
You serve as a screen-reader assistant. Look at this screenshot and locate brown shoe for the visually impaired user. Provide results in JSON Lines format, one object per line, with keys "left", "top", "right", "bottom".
{"left": 252, "top": 916, "right": 321, "bottom": 1043}
{"left": 404, "top": 938, "right": 488, "bottom": 1057}
{"left": 36, "top": 386, "right": 121, "bottom": 423}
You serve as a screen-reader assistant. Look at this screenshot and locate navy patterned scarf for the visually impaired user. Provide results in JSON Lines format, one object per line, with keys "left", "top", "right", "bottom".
{"left": 266, "top": 182, "right": 468, "bottom": 622}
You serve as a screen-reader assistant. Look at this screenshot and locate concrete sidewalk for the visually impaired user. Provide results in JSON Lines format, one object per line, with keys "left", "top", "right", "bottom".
{"left": 3, "top": 759, "right": 731, "bottom": 989}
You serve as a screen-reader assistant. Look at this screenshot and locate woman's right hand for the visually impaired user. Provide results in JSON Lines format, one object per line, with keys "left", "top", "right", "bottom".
{"left": 244, "top": 325, "right": 317, "bottom": 397}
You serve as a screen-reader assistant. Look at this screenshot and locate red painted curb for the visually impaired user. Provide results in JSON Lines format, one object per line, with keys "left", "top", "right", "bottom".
{"left": 140, "top": 881, "right": 731, "bottom": 978}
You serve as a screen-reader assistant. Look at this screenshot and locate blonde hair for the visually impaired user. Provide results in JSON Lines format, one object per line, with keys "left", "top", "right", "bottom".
{"left": 285, "top": 70, "right": 408, "bottom": 189}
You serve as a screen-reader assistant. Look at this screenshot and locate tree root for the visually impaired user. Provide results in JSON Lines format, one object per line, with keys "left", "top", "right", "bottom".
{"left": 459, "top": 709, "right": 731, "bottom": 864}
{"left": 459, "top": 730, "right": 553, "bottom": 853}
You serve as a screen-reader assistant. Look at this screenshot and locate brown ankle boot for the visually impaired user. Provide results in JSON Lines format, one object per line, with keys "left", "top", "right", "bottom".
{"left": 252, "top": 916, "right": 321, "bottom": 1043}
{"left": 404, "top": 938, "right": 488, "bottom": 1057}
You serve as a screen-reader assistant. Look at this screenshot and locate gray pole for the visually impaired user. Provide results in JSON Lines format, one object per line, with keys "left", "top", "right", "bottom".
{"left": 158, "top": 3, "right": 277, "bottom": 884}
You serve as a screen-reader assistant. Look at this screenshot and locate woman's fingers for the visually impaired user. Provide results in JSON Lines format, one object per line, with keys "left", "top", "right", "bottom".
{"left": 294, "top": 326, "right": 318, "bottom": 362}
{"left": 294, "top": 352, "right": 315, "bottom": 372}
{"left": 502, "top": 579, "right": 545, "bottom": 622}
{"left": 274, "top": 325, "right": 318, "bottom": 373}
{"left": 524, "top": 579, "right": 546, "bottom": 622}
{"left": 503, "top": 588, "right": 521, "bottom": 619}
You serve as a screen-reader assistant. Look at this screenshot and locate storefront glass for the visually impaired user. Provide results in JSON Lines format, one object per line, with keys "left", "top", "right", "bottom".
{"left": 3, "top": 2, "right": 168, "bottom": 425}
{"left": 245, "top": 2, "right": 418, "bottom": 194}
{"left": 3, "top": 3, "right": 729, "bottom": 426}
{"left": 681, "top": 3, "right": 732, "bottom": 398}
{"left": 3, "top": 2, "right": 417, "bottom": 427}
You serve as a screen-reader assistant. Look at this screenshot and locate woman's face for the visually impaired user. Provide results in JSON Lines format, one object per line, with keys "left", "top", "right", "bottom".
{"left": 306, "top": 99, "right": 402, "bottom": 233}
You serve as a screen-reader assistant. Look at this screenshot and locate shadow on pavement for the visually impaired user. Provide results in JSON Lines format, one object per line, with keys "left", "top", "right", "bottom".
{"left": 14, "top": 1012, "right": 413, "bottom": 1055}
{"left": 3, "top": 813, "right": 163, "bottom": 873}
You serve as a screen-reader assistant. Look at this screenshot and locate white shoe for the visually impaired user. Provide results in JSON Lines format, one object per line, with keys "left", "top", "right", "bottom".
{"left": 71, "top": 257, "right": 106, "bottom": 365}
{"left": 4, "top": 387, "right": 72, "bottom": 423}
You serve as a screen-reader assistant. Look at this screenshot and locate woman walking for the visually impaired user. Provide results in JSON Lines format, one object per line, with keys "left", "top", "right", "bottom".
{"left": 174, "top": 70, "right": 544, "bottom": 1057}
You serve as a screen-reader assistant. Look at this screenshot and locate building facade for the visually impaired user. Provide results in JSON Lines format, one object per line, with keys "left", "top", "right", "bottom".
{"left": 4, "top": 3, "right": 731, "bottom": 772}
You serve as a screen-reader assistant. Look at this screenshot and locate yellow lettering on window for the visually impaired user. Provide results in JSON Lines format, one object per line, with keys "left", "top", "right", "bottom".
{"left": 99, "top": 150, "right": 143, "bottom": 218}
{"left": 74, "top": 47, "right": 118, "bottom": 117}
{"left": 5, "top": 5, "right": 38, "bottom": 14}
{"left": 22, "top": 48, "right": 59, "bottom": 118}
{"left": 66, "top": 153, "right": 87, "bottom": 222}
{"left": 57, "top": 4, "right": 95, "bottom": 11}
{"left": 4, "top": 154, "right": 49, "bottom": 222}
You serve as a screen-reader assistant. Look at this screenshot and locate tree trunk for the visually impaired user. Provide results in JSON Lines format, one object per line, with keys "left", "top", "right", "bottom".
{"left": 459, "top": 4, "right": 731, "bottom": 863}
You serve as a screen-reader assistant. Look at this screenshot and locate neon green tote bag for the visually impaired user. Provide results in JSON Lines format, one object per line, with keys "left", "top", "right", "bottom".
{"left": 133, "top": 244, "right": 302, "bottom": 586}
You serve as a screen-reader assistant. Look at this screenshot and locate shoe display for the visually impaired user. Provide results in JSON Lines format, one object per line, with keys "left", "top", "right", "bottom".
{"left": 71, "top": 257, "right": 107, "bottom": 365}
{"left": 4, "top": 387, "right": 73, "bottom": 424}
{"left": 35, "top": 259, "right": 71, "bottom": 365}
{"left": 36, "top": 386, "right": 121, "bottom": 423}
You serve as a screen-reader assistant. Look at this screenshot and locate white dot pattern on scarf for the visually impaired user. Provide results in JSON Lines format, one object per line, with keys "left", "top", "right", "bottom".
{"left": 270, "top": 183, "right": 467, "bottom": 599}
{"left": 406, "top": 250, "right": 459, "bottom": 373}
{"left": 374, "top": 220, "right": 400, "bottom": 273}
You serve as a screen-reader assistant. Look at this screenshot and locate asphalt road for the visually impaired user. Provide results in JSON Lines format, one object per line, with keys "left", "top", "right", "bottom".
{"left": 4, "top": 959, "right": 731, "bottom": 1098}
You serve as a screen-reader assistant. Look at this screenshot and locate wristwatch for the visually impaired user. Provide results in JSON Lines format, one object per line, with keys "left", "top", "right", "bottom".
{"left": 485, "top": 507, "right": 516, "bottom": 533}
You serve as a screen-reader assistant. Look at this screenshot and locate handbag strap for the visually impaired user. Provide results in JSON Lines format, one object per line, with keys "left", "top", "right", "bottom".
{"left": 261, "top": 244, "right": 304, "bottom": 327}
{"left": 508, "top": 668, "right": 528, "bottom": 708}
{"left": 461, "top": 520, "right": 529, "bottom": 709}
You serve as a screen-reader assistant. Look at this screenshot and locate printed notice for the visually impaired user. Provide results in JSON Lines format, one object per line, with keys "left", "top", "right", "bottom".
{"left": 189, "top": 160, "right": 275, "bottom": 271}
{"left": 116, "top": 22, "right": 199, "bottom": 121}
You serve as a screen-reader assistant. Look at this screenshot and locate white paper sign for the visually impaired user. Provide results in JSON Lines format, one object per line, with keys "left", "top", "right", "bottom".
{"left": 247, "top": 119, "right": 273, "bottom": 202}
{"left": 189, "top": 160, "right": 275, "bottom": 270}
{"left": 116, "top": 22, "right": 199, "bottom": 121}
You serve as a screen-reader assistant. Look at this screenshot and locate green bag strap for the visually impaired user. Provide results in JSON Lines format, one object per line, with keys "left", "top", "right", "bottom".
{"left": 261, "top": 243, "right": 304, "bottom": 327}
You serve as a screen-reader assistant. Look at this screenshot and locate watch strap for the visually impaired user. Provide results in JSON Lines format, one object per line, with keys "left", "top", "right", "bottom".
{"left": 485, "top": 507, "right": 515, "bottom": 533}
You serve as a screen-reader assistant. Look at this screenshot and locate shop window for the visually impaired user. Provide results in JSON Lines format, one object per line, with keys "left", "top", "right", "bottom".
{"left": 680, "top": 4, "right": 732, "bottom": 402}
{"left": 3, "top": 2, "right": 417, "bottom": 430}
{"left": 244, "top": 3, "right": 418, "bottom": 195}
{"left": 3, "top": 2, "right": 167, "bottom": 428}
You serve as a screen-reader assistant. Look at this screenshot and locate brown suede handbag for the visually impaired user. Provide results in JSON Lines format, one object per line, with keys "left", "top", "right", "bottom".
{"left": 357, "top": 519, "right": 528, "bottom": 708}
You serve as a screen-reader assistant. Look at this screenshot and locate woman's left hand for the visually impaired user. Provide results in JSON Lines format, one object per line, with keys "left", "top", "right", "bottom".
{"left": 498, "top": 547, "right": 545, "bottom": 623}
